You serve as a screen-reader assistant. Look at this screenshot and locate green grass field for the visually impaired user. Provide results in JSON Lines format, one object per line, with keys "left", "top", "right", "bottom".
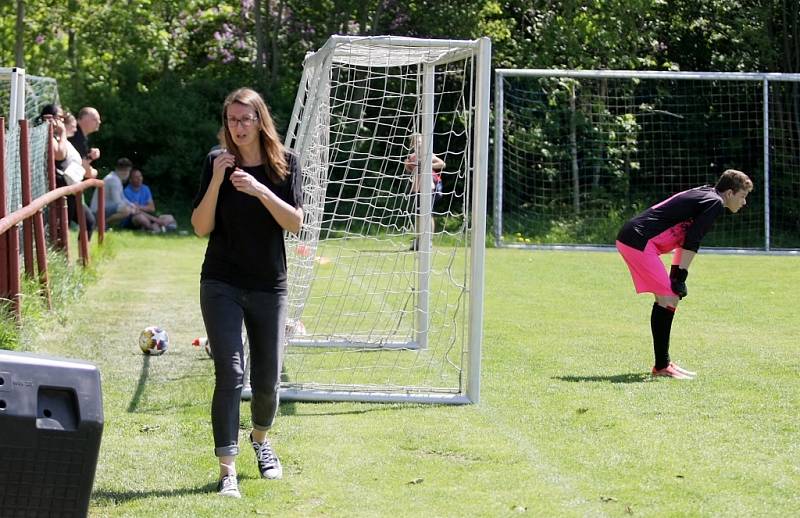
{"left": 21, "top": 233, "right": 800, "bottom": 517}
{"left": 284, "top": 237, "right": 470, "bottom": 395}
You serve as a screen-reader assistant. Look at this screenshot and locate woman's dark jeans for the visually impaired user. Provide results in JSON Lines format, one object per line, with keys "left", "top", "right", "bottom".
{"left": 200, "top": 279, "right": 286, "bottom": 457}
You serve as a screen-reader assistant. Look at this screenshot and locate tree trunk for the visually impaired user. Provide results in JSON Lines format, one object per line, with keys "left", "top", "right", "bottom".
{"left": 161, "top": 3, "right": 175, "bottom": 73}
{"left": 270, "top": 0, "right": 285, "bottom": 89}
{"left": 67, "top": 0, "right": 81, "bottom": 96}
{"left": 370, "top": 0, "right": 385, "bottom": 35}
{"left": 359, "top": 2, "right": 369, "bottom": 35}
{"left": 592, "top": 77, "right": 607, "bottom": 189}
{"left": 789, "top": 0, "right": 800, "bottom": 162}
{"left": 778, "top": 0, "right": 800, "bottom": 156}
{"left": 255, "top": 0, "right": 267, "bottom": 72}
{"left": 782, "top": 0, "right": 792, "bottom": 72}
{"left": 15, "top": 0, "right": 25, "bottom": 67}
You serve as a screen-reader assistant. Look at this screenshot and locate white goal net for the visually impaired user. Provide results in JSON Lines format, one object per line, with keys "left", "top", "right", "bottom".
{"left": 494, "top": 70, "right": 800, "bottom": 252}
{"left": 282, "top": 36, "right": 491, "bottom": 403}
{"left": 0, "top": 67, "right": 60, "bottom": 126}
{"left": 1, "top": 68, "right": 59, "bottom": 214}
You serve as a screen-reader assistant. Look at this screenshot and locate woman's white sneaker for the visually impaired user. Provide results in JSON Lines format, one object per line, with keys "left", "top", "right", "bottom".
{"left": 217, "top": 474, "right": 241, "bottom": 498}
{"left": 251, "top": 433, "right": 283, "bottom": 480}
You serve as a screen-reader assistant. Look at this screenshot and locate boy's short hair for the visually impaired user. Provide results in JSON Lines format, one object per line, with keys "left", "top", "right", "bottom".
{"left": 116, "top": 157, "right": 133, "bottom": 169}
{"left": 715, "top": 169, "right": 753, "bottom": 194}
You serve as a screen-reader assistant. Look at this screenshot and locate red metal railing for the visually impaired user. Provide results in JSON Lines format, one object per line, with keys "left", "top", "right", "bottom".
{"left": 0, "top": 117, "right": 105, "bottom": 318}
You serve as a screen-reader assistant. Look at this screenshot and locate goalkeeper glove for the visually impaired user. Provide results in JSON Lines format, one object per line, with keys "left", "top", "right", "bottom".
{"left": 669, "top": 265, "right": 688, "bottom": 299}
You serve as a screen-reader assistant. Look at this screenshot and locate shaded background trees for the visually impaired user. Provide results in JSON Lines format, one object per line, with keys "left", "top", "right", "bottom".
{"left": 1, "top": 0, "right": 797, "bottom": 211}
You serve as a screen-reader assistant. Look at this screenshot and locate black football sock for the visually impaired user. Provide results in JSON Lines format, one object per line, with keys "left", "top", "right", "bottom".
{"left": 650, "top": 302, "right": 676, "bottom": 370}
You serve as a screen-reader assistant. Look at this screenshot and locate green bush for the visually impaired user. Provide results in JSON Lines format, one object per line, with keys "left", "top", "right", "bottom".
{"left": 0, "top": 239, "right": 110, "bottom": 351}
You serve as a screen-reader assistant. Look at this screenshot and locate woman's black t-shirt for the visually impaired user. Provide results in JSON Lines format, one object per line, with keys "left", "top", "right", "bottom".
{"left": 192, "top": 149, "right": 303, "bottom": 293}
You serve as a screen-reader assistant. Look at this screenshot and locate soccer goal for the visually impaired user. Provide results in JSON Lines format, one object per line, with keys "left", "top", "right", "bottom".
{"left": 0, "top": 67, "right": 60, "bottom": 127}
{"left": 282, "top": 36, "right": 491, "bottom": 404}
{"left": 494, "top": 69, "right": 800, "bottom": 252}
{"left": 1, "top": 67, "right": 59, "bottom": 213}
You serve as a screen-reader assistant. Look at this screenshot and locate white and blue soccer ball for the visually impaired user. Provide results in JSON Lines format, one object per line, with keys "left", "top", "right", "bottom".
{"left": 139, "top": 326, "right": 169, "bottom": 356}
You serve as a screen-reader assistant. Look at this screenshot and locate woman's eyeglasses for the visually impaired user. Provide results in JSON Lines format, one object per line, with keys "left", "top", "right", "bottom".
{"left": 226, "top": 116, "right": 259, "bottom": 128}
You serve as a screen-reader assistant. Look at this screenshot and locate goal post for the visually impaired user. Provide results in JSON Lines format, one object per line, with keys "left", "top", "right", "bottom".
{"left": 282, "top": 36, "right": 491, "bottom": 404}
{"left": 494, "top": 69, "right": 800, "bottom": 253}
{"left": 7, "top": 67, "right": 25, "bottom": 126}
{"left": 1, "top": 67, "right": 60, "bottom": 214}
{"left": 1, "top": 67, "right": 60, "bottom": 128}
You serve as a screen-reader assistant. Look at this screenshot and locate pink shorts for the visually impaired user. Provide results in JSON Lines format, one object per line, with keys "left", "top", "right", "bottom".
{"left": 616, "top": 240, "right": 675, "bottom": 296}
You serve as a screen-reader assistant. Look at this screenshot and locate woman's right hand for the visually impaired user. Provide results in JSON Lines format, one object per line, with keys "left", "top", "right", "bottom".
{"left": 212, "top": 151, "right": 236, "bottom": 182}
{"left": 52, "top": 119, "right": 66, "bottom": 138}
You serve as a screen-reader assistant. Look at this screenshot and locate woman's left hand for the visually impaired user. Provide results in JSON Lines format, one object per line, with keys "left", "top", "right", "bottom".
{"left": 229, "top": 169, "right": 266, "bottom": 198}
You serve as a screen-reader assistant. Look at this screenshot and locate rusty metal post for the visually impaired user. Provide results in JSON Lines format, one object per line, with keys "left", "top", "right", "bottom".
{"left": 97, "top": 184, "right": 105, "bottom": 244}
{"left": 75, "top": 191, "right": 90, "bottom": 267}
{"left": 8, "top": 224, "right": 20, "bottom": 318}
{"left": 0, "top": 117, "right": 21, "bottom": 318}
{"left": 0, "top": 118, "right": 8, "bottom": 299}
{"left": 59, "top": 195, "right": 70, "bottom": 261}
{"left": 33, "top": 210, "right": 51, "bottom": 309}
{"left": 0, "top": 233, "right": 7, "bottom": 298}
{"left": 19, "top": 119, "right": 35, "bottom": 278}
{"left": 46, "top": 123, "right": 62, "bottom": 249}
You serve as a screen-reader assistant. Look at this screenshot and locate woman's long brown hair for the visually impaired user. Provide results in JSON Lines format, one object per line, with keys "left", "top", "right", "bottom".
{"left": 221, "top": 87, "right": 288, "bottom": 183}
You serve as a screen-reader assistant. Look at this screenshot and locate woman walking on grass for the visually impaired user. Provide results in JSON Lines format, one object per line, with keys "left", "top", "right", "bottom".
{"left": 616, "top": 169, "right": 752, "bottom": 380}
{"left": 191, "top": 87, "right": 303, "bottom": 498}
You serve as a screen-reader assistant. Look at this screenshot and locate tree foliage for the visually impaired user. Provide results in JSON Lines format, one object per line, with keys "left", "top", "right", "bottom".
{"left": 1, "top": 0, "right": 797, "bottom": 205}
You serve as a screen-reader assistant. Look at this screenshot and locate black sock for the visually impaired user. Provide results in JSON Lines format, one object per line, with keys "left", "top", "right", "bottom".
{"left": 650, "top": 303, "right": 675, "bottom": 369}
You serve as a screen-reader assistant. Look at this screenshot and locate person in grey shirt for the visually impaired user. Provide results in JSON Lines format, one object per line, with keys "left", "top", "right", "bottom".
{"left": 90, "top": 157, "right": 137, "bottom": 226}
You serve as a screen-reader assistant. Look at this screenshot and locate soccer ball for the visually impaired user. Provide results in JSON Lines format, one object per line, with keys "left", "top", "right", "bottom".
{"left": 139, "top": 326, "right": 169, "bottom": 356}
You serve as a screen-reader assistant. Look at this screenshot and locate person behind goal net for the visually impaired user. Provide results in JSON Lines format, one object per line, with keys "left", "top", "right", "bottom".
{"left": 404, "top": 134, "right": 445, "bottom": 251}
{"left": 615, "top": 169, "right": 753, "bottom": 379}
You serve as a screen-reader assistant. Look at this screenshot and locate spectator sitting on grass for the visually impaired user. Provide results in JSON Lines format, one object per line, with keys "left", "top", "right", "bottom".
{"left": 123, "top": 168, "right": 177, "bottom": 232}
{"left": 90, "top": 157, "right": 137, "bottom": 227}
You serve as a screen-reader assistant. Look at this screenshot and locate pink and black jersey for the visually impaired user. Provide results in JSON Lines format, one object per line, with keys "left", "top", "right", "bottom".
{"left": 616, "top": 186, "right": 725, "bottom": 252}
